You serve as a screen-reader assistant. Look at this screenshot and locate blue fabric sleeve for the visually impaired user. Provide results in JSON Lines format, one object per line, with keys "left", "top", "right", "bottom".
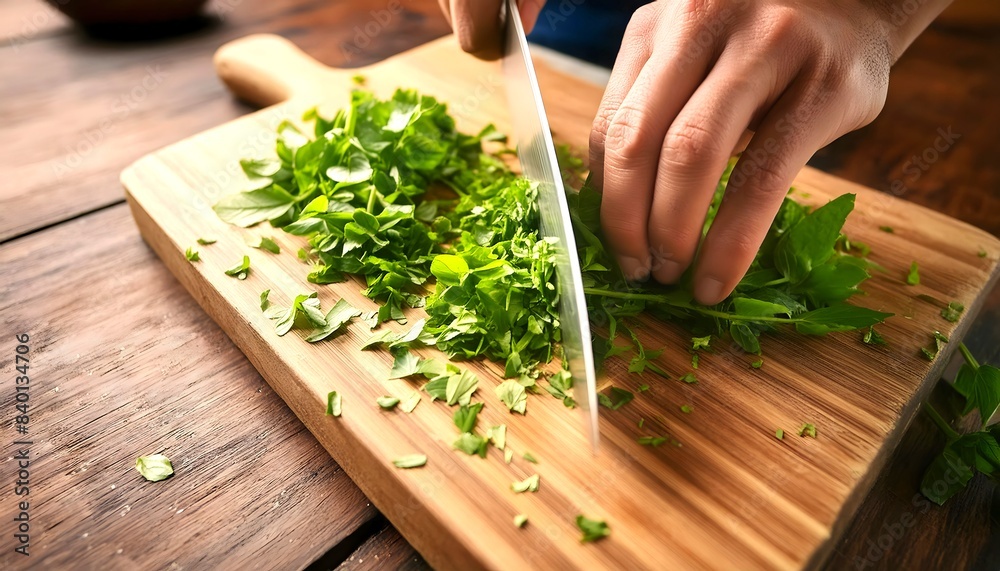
{"left": 527, "top": 0, "right": 649, "bottom": 68}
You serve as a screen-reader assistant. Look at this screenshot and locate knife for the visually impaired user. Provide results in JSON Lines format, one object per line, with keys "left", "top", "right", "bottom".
{"left": 501, "top": 0, "right": 600, "bottom": 451}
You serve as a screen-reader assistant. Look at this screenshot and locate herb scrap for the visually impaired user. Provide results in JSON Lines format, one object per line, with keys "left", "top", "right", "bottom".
{"left": 135, "top": 454, "right": 174, "bottom": 482}
{"left": 775, "top": 429, "right": 784, "bottom": 440}
{"left": 224, "top": 255, "right": 251, "bottom": 279}
{"left": 513, "top": 514, "right": 528, "bottom": 528}
{"left": 184, "top": 247, "right": 200, "bottom": 262}
{"left": 906, "top": 261, "right": 920, "bottom": 286}
{"left": 798, "top": 423, "right": 817, "bottom": 438}
{"left": 941, "top": 301, "right": 965, "bottom": 323}
{"left": 511, "top": 474, "right": 540, "bottom": 493}
{"left": 377, "top": 396, "right": 400, "bottom": 410}
{"left": 575, "top": 515, "right": 610, "bottom": 543}
{"left": 393, "top": 454, "right": 427, "bottom": 469}
{"left": 326, "top": 391, "right": 342, "bottom": 417}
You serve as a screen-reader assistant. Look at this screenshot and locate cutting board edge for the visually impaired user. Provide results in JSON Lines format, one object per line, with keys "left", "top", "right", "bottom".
{"left": 804, "top": 257, "right": 1000, "bottom": 571}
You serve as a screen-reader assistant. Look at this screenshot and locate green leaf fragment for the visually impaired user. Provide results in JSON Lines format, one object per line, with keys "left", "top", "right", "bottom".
{"left": 393, "top": 454, "right": 427, "bottom": 469}
{"left": 184, "top": 247, "right": 200, "bottom": 262}
{"left": 879, "top": 226, "right": 894, "bottom": 233}
{"left": 504, "top": 448, "right": 514, "bottom": 464}
{"left": 638, "top": 436, "right": 667, "bottom": 447}
{"left": 691, "top": 336, "right": 711, "bottom": 351}
{"left": 680, "top": 405, "right": 693, "bottom": 414}
{"left": 598, "top": 387, "right": 633, "bottom": 410}
{"left": 496, "top": 379, "right": 527, "bottom": 414}
{"left": 522, "top": 452, "right": 538, "bottom": 464}
{"left": 260, "top": 289, "right": 270, "bottom": 311}
{"left": 135, "top": 454, "right": 174, "bottom": 482}
{"left": 750, "top": 359, "right": 764, "bottom": 369}
{"left": 862, "top": 326, "right": 887, "bottom": 346}
{"left": 679, "top": 373, "right": 697, "bottom": 384}
{"left": 941, "top": 301, "right": 964, "bottom": 322}
{"left": 486, "top": 424, "right": 507, "bottom": 450}
{"left": 453, "top": 433, "right": 488, "bottom": 457}
{"left": 252, "top": 236, "right": 281, "bottom": 254}
{"left": 377, "top": 396, "right": 400, "bottom": 410}
{"left": 453, "top": 403, "right": 484, "bottom": 433}
{"left": 511, "top": 474, "right": 540, "bottom": 493}
{"left": 575, "top": 515, "right": 610, "bottom": 543}
{"left": 196, "top": 237, "right": 217, "bottom": 245}
{"left": 326, "top": 391, "right": 342, "bottom": 417}
{"left": 775, "top": 429, "right": 784, "bottom": 440}
{"left": 399, "top": 391, "right": 421, "bottom": 413}
{"left": 798, "top": 423, "right": 817, "bottom": 438}
{"left": 306, "top": 299, "right": 360, "bottom": 342}
{"left": 906, "top": 261, "right": 920, "bottom": 286}
{"left": 513, "top": 514, "right": 528, "bottom": 528}
{"left": 224, "top": 255, "right": 251, "bottom": 279}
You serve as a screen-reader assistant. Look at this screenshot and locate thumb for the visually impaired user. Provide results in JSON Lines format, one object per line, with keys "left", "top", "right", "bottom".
{"left": 519, "top": 0, "right": 546, "bottom": 34}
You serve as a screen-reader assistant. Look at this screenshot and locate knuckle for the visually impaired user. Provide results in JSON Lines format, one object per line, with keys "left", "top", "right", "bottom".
{"left": 604, "top": 104, "right": 653, "bottom": 167}
{"left": 660, "top": 119, "right": 721, "bottom": 170}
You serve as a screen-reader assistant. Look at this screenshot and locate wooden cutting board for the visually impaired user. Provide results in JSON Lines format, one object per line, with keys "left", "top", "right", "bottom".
{"left": 122, "top": 34, "right": 1000, "bottom": 570}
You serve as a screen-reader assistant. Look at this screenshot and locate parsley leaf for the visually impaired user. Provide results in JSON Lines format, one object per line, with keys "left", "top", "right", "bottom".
{"left": 511, "top": 474, "right": 540, "bottom": 493}
{"left": 326, "top": 391, "right": 342, "bottom": 417}
{"left": 941, "top": 301, "right": 965, "bottom": 322}
{"left": 513, "top": 514, "right": 528, "bottom": 528}
{"left": 135, "top": 454, "right": 174, "bottom": 482}
{"left": 306, "top": 299, "right": 360, "bottom": 342}
{"left": 453, "top": 433, "right": 488, "bottom": 457}
{"left": 393, "top": 454, "right": 426, "bottom": 469}
{"left": 224, "top": 255, "right": 251, "bottom": 279}
{"left": 196, "top": 237, "right": 217, "bottom": 245}
{"left": 453, "top": 403, "right": 484, "bottom": 433}
{"left": 798, "top": 423, "right": 817, "bottom": 438}
{"left": 377, "top": 396, "right": 400, "bottom": 410}
{"left": 575, "top": 515, "right": 610, "bottom": 543}
{"left": 399, "top": 391, "right": 421, "bottom": 413}
{"left": 252, "top": 236, "right": 281, "bottom": 254}
{"left": 184, "top": 247, "right": 200, "bottom": 262}
{"left": 906, "top": 261, "right": 920, "bottom": 286}
{"left": 496, "top": 379, "right": 527, "bottom": 414}
{"left": 597, "top": 387, "right": 633, "bottom": 410}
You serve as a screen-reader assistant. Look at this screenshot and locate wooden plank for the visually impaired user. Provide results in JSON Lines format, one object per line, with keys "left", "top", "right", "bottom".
{"left": 0, "top": 0, "right": 449, "bottom": 242}
{"left": 122, "top": 34, "right": 1000, "bottom": 570}
{"left": 336, "top": 522, "right": 431, "bottom": 571}
{"left": 0, "top": 205, "right": 377, "bottom": 570}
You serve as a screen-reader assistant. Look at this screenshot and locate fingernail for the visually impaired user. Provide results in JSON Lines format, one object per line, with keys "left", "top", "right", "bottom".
{"left": 654, "top": 260, "right": 682, "bottom": 283}
{"left": 619, "top": 257, "right": 650, "bottom": 283}
{"left": 695, "top": 277, "right": 725, "bottom": 305}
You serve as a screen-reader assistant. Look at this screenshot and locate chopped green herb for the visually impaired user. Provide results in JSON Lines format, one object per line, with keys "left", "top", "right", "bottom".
{"left": 504, "top": 448, "right": 514, "bottom": 464}
{"left": 377, "top": 396, "right": 400, "bottom": 410}
{"left": 575, "top": 515, "right": 610, "bottom": 543}
{"left": 941, "top": 301, "right": 965, "bottom": 322}
{"left": 798, "top": 423, "right": 817, "bottom": 438}
{"left": 197, "top": 237, "right": 216, "bottom": 245}
{"left": 511, "top": 474, "right": 540, "bottom": 493}
{"left": 542, "top": 368, "right": 576, "bottom": 408}
{"left": 486, "top": 424, "right": 507, "bottom": 450}
{"left": 638, "top": 436, "right": 667, "bottom": 447}
{"left": 496, "top": 379, "right": 527, "bottom": 414}
{"left": 184, "top": 247, "right": 200, "bottom": 262}
{"left": 680, "top": 405, "right": 693, "bottom": 414}
{"left": 978, "top": 249, "right": 988, "bottom": 258}
{"left": 453, "top": 403, "right": 483, "bottom": 433}
{"left": 453, "top": 433, "right": 488, "bottom": 457}
{"left": 393, "top": 454, "right": 426, "bottom": 469}
{"left": 750, "top": 359, "right": 763, "bottom": 369}
{"left": 691, "top": 336, "right": 711, "bottom": 351}
{"left": 351, "top": 74, "right": 366, "bottom": 85}
{"left": 326, "top": 391, "right": 342, "bottom": 417}
{"left": 598, "top": 387, "right": 634, "bottom": 410}
{"left": 775, "top": 429, "right": 784, "bottom": 440}
{"left": 679, "top": 373, "right": 698, "bottom": 384}
{"left": 306, "top": 299, "right": 360, "bottom": 342}
{"left": 879, "top": 226, "right": 894, "bottom": 233}
{"left": 906, "top": 261, "right": 920, "bottom": 286}
{"left": 224, "top": 255, "right": 251, "bottom": 279}
{"left": 637, "top": 418, "right": 645, "bottom": 429}
{"left": 251, "top": 236, "right": 280, "bottom": 254}
{"left": 513, "top": 514, "right": 528, "bottom": 528}
{"left": 637, "top": 384, "right": 650, "bottom": 392}
{"left": 135, "top": 454, "right": 174, "bottom": 482}
{"left": 862, "top": 326, "right": 887, "bottom": 346}
{"left": 691, "top": 353, "right": 700, "bottom": 369}
{"left": 921, "top": 330, "right": 949, "bottom": 361}
{"left": 265, "top": 292, "right": 326, "bottom": 336}
{"left": 399, "top": 391, "right": 421, "bottom": 413}
{"left": 522, "top": 452, "right": 538, "bottom": 463}
{"left": 260, "top": 289, "right": 271, "bottom": 311}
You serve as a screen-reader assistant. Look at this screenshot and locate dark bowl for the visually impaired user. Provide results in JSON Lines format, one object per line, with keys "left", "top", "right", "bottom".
{"left": 45, "top": 0, "right": 210, "bottom": 26}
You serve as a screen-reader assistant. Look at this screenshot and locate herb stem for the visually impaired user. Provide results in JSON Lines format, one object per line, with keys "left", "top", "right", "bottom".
{"left": 958, "top": 343, "right": 979, "bottom": 370}
{"left": 923, "top": 402, "right": 960, "bottom": 440}
{"left": 583, "top": 287, "right": 797, "bottom": 324}
{"left": 366, "top": 187, "right": 378, "bottom": 214}
{"left": 761, "top": 277, "right": 790, "bottom": 287}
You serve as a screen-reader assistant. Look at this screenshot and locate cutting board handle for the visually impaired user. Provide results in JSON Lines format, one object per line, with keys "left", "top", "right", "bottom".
{"left": 214, "top": 34, "right": 345, "bottom": 107}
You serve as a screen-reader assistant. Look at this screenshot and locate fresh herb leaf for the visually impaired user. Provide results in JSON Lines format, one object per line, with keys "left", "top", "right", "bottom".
{"left": 921, "top": 330, "right": 949, "bottom": 361}
{"left": 941, "top": 301, "right": 965, "bottom": 322}
{"left": 400, "top": 391, "right": 421, "bottom": 413}
{"left": 446, "top": 370, "right": 479, "bottom": 406}
{"left": 184, "top": 247, "right": 200, "bottom": 262}
{"left": 326, "top": 391, "right": 342, "bottom": 417}
{"left": 260, "top": 289, "right": 271, "bottom": 311}
{"left": 377, "top": 396, "right": 400, "bottom": 410}
{"left": 879, "top": 226, "right": 894, "bottom": 233}
{"left": 513, "top": 514, "right": 528, "bottom": 528}
{"left": 511, "top": 474, "right": 540, "bottom": 493}
{"left": 504, "top": 448, "right": 514, "bottom": 464}
{"left": 775, "top": 429, "right": 784, "bottom": 440}
{"left": 224, "top": 255, "right": 251, "bottom": 280}
{"left": 798, "top": 423, "right": 817, "bottom": 438}
{"left": 453, "top": 403, "right": 484, "bottom": 433}
{"left": 393, "top": 454, "right": 427, "bottom": 469}
{"left": 906, "top": 261, "right": 920, "bottom": 286}
{"left": 522, "top": 452, "right": 538, "bottom": 463}
{"left": 388, "top": 350, "right": 421, "bottom": 379}
{"left": 575, "top": 515, "right": 610, "bottom": 543}
{"left": 598, "top": 387, "right": 634, "bottom": 410}
{"left": 486, "top": 424, "right": 507, "bottom": 450}
{"left": 214, "top": 186, "right": 295, "bottom": 227}
{"left": 306, "top": 299, "right": 360, "bottom": 342}
{"left": 679, "top": 373, "right": 698, "bottom": 384}
{"left": 750, "top": 359, "right": 763, "bottom": 369}
{"left": 638, "top": 436, "right": 667, "bottom": 447}
{"left": 252, "top": 236, "right": 281, "bottom": 254}
{"left": 453, "top": 433, "right": 488, "bottom": 457}
{"left": 862, "top": 326, "right": 887, "bottom": 346}
{"left": 978, "top": 249, "right": 988, "bottom": 258}
{"left": 196, "top": 237, "right": 217, "bottom": 245}
{"left": 135, "top": 454, "right": 174, "bottom": 482}
{"left": 680, "top": 405, "right": 693, "bottom": 414}
{"left": 496, "top": 379, "right": 527, "bottom": 414}
{"left": 691, "top": 336, "right": 711, "bottom": 351}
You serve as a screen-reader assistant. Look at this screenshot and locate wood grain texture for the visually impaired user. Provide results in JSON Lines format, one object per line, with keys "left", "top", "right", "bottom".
{"left": 0, "top": 205, "right": 377, "bottom": 570}
{"left": 335, "top": 520, "right": 432, "bottom": 571}
{"left": 0, "top": 0, "right": 449, "bottom": 242}
{"left": 122, "top": 34, "right": 1000, "bottom": 570}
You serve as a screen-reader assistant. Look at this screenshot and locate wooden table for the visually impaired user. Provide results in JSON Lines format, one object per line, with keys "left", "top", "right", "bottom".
{"left": 0, "top": 0, "right": 996, "bottom": 569}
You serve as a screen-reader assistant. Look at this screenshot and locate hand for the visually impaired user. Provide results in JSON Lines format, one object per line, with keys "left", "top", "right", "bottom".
{"left": 591, "top": 0, "right": 945, "bottom": 305}
{"left": 438, "top": 0, "right": 547, "bottom": 59}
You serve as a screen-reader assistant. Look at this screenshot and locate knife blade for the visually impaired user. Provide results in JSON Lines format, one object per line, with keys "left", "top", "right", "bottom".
{"left": 501, "top": 0, "right": 599, "bottom": 451}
